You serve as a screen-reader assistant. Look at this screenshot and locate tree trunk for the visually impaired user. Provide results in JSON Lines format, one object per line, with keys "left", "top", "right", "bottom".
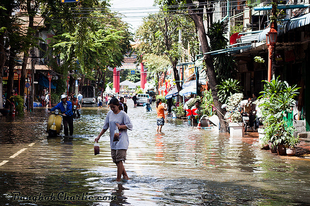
{"left": 6, "top": 50, "right": 16, "bottom": 106}
{"left": 188, "top": 1, "right": 227, "bottom": 132}
{"left": 0, "top": 34, "right": 6, "bottom": 109}
{"left": 21, "top": 52, "right": 29, "bottom": 99}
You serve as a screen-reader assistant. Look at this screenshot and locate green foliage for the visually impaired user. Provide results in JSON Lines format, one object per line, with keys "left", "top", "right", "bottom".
{"left": 143, "top": 54, "right": 171, "bottom": 79}
{"left": 173, "top": 103, "right": 185, "bottom": 117}
{"left": 55, "top": 78, "right": 66, "bottom": 96}
{"left": 208, "top": 21, "right": 237, "bottom": 81}
{"left": 43, "top": 0, "right": 131, "bottom": 85}
{"left": 259, "top": 76, "right": 300, "bottom": 147}
{"left": 126, "top": 72, "right": 140, "bottom": 82}
{"left": 254, "top": 56, "right": 265, "bottom": 64}
{"left": 217, "top": 78, "right": 242, "bottom": 104}
{"left": 230, "top": 24, "right": 243, "bottom": 36}
{"left": 13, "top": 95, "right": 24, "bottom": 116}
{"left": 51, "top": 93, "right": 60, "bottom": 105}
{"left": 135, "top": 88, "right": 143, "bottom": 94}
{"left": 156, "top": 95, "right": 167, "bottom": 103}
{"left": 201, "top": 90, "right": 214, "bottom": 116}
{"left": 135, "top": 11, "right": 199, "bottom": 91}
{"left": 108, "top": 82, "right": 113, "bottom": 90}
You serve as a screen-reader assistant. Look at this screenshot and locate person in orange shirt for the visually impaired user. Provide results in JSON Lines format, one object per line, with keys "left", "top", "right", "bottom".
{"left": 156, "top": 99, "right": 167, "bottom": 133}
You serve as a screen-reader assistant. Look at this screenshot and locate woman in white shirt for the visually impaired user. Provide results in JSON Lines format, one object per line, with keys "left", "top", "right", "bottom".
{"left": 95, "top": 98, "right": 133, "bottom": 182}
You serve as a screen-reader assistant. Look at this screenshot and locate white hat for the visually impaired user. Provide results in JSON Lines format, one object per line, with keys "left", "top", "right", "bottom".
{"left": 61, "top": 94, "right": 67, "bottom": 99}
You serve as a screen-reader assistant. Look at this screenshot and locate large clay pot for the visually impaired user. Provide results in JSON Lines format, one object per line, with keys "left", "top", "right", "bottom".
{"left": 269, "top": 142, "right": 277, "bottom": 153}
{"left": 277, "top": 144, "right": 287, "bottom": 155}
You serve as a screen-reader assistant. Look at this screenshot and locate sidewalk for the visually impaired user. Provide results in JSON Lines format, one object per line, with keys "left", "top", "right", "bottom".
{"left": 243, "top": 131, "right": 310, "bottom": 157}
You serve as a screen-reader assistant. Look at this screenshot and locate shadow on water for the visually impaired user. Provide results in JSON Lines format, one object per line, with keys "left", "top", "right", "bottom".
{"left": 1, "top": 102, "right": 310, "bottom": 205}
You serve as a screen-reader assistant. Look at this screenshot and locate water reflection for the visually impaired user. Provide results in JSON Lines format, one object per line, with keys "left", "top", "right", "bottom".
{"left": 110, "top": 183, "right": 129, "bottom": 206}
{"left": 1, "top": 102, "right": 310, "bottom": 205}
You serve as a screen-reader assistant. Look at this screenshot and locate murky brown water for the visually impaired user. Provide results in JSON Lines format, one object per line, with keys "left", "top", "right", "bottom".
{"left": 1, "top": 100, "right": 310, "bottom": 205}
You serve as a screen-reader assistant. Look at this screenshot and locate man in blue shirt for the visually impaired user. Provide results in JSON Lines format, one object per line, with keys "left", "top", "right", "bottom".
{"left": 50, "top": 94, "right": 74, "bottom": 136}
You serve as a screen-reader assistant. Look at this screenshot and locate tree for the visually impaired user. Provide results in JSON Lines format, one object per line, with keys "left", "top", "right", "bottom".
{"left": 156, "top": 0, "right": 228, "bottom": 132}
{"left": 135, "top": 12, "right": 198, "bottom": 95}
{"left": 143, "top": 54, "right": 171, "bottom": 93}
{"left": 208, "top": 21, "right": 237, "bottom": 82}
{"left": 42, "top": 0, "right": 131, "bottom": 94}
{"left": 0, "top": 0, "right": 29, "bottom": 107}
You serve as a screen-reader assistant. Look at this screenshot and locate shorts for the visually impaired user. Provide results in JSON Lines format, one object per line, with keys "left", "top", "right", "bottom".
{"left": 157, "top": 117, "right": 165, "bottom": 126}
{"left": 111, "top": 149, "right": 127, "bottom": 163}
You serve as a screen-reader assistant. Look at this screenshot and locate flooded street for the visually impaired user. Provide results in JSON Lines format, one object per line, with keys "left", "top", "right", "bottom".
{"left": 1, "top": 100, "right": 310, "bottom": 205}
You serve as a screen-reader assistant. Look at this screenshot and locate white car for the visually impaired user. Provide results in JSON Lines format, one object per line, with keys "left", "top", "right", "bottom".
{"left": 136, "top": 94, "right": 150, "bottom": 106}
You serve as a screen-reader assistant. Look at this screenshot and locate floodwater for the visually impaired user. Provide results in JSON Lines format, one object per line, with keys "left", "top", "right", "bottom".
{"left": 1, "top": 100, "right": 310, "bottom": 205}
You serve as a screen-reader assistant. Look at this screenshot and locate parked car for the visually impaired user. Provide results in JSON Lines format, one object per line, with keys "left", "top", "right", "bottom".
{"left": 81, "top": 86, "right": 96, "bottom": 106}
{"left": 136, "top": 94, "right": 150, "bottom": 106}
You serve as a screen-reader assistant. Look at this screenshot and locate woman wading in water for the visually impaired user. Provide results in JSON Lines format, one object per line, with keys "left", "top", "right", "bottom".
{"left": 95, "top": 98, "right": 133, "bottom": 181}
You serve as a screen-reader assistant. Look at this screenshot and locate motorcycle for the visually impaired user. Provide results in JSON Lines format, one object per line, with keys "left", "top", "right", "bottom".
{"left": 72, "top": 104, "right": 80, "bottom": 118}
{"left": 47, "top": 109, "right": 62, "bottom": 137}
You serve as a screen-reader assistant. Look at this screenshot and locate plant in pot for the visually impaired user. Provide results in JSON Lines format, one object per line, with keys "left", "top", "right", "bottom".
{"left": 173, "top": 103, "right": 185, "bottom": 118}
{"left": 253, "top": 98, "right": 268, "bottom": 149}
{"left": 286, "top": 134, "right": 299, "bottom": 156}
{"left": 225, "top": 93, "right": 244, "bottom": 137}
{"left": 258, "top": 77, "right": 300, "bottom": 155}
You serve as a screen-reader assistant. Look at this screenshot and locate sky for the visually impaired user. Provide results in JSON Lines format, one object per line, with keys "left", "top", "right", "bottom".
{"left": 110, "top": 0, "right": 159, "bottom": 32}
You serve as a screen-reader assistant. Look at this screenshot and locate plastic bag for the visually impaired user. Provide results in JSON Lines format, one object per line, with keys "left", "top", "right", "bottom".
{"left": 113, "top": 127, "right": 120, "bottom": 142}
{"left": 94, "top": 142, "right": 100, "bottom": 155}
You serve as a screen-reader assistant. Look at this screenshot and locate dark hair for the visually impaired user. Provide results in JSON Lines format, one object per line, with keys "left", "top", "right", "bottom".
{"left": 109, "top": 97, "right": 123, "bottom": 110}
{"left": 156, "top": 99, "right": 162, "bottom": 108}
{"left": 109, "top": 98, "right": 120, "bottom": 106}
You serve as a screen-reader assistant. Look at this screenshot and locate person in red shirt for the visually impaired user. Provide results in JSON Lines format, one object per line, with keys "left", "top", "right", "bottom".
{"left": 71, "top": 94, "right": 80, "bottom": 118}
{"left": 156, "top": 99, "right": 167, "bottom": 133}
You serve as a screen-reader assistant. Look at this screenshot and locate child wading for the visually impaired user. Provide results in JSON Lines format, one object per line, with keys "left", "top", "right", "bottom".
{"left": 156, "top": 99, "right": 167, "bottom": 133}
{"left": 95, "top": 98, "right": 133, "bottom": 182}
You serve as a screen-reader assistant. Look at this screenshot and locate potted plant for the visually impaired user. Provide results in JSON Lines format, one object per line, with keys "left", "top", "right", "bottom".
{"left": 258, "top": 77, "right": 300, "bottom": 155}
{"left": 225, "top": 93, "right": 244, "bottom": 137}
{"left": 173, "top": 104, "right": 185, "bottom": 118}
{"left": 286, "top": 135, "right": 299, "bottom": 156}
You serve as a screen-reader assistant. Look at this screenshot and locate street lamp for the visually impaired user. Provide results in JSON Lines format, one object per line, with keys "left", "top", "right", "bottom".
{"left": 266, "top": 22, "right": 277, "bottom": 82}
{"left": 47, "top": 72, "right": 52, "bottom": 108}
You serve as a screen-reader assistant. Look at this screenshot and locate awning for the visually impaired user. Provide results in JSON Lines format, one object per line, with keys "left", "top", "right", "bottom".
{"left": 180, "top": 80, "right": 197, "bottom": 96}
{"left": 241, "top": 12, "right": 310, "bottom": 44}
{"left": 38, "top": 74, "right": 56, "bottom": 89}
{"left": 179, "top": 85, "right": 196, "bottom": 96}
{"left": 182, "top": 80, "right": 196, "bottom": 89}
{"left": 165, "top": 86, "right": 178, "bottom": 99}
{"left": 120, "top": 80, "right": 136, "bottom": 89}
{"left": 254, "top": 4, "right": 310, "bottom": 11}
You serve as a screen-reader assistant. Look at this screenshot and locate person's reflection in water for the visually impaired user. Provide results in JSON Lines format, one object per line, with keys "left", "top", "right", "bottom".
{"left": 110, "top": 183, "right": 129, "bottom": 206}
